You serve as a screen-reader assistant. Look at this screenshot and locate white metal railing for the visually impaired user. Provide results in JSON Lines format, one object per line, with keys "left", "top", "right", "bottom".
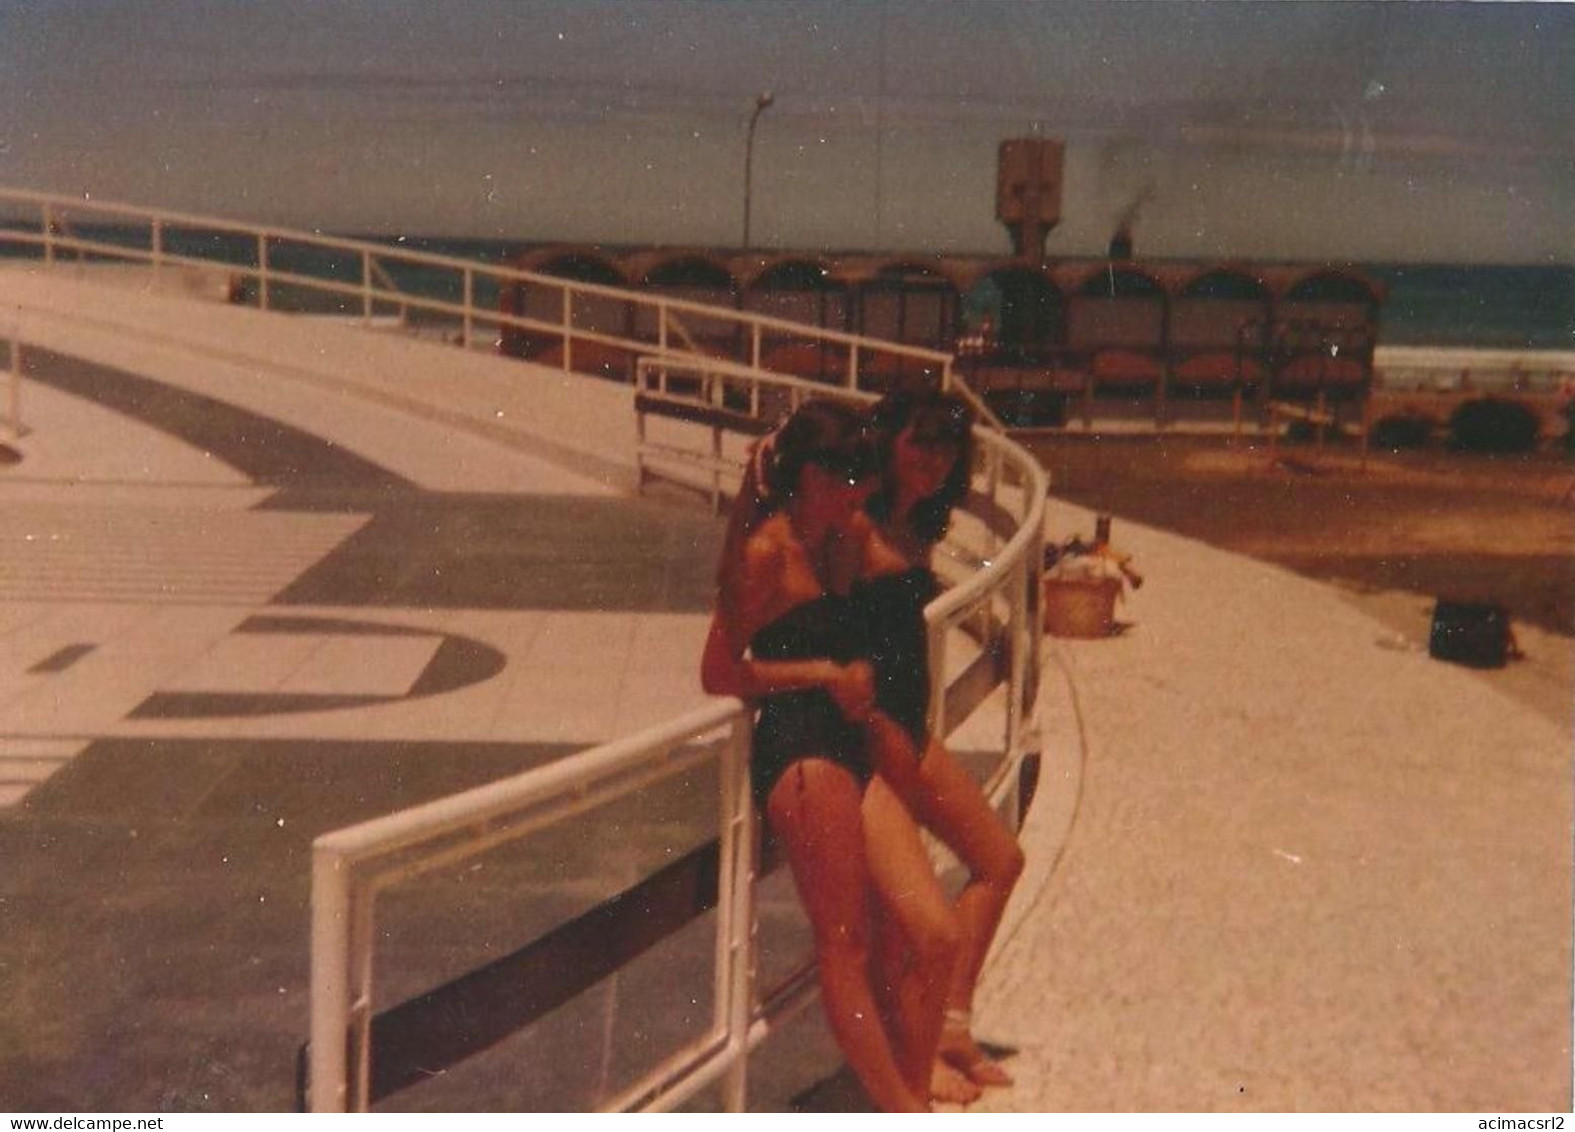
{"left": 4, "top": 316, "right": 20, "bottom": 441}
{"left": 37, "top": 185, "right": 1041, "bottom": 1110}
{"left": 0, "top": 187, "right": 955, "bottom": 398}
{"left": 310, "top": 701, "right": 755, "bottom": 1114}
{"left": 309, "top": 374, "right": 1048, "bottom": 1112}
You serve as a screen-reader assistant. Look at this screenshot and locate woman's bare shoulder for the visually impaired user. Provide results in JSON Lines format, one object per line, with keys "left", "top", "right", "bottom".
{"left": 742, "top": 513, "right": 793, "bottom": 567}
{"left": 852, "top": 511, "right": 916, "bottom": 574}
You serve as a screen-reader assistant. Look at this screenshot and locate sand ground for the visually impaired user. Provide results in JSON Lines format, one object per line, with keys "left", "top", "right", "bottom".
{"left": 1026, "top": 433, "right": 1575, "bottom": 728}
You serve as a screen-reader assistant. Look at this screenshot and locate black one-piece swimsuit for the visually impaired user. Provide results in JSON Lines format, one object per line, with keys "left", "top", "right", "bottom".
{"left": 853, "top": 566, "right": 939, "bottom": 749}
{"left": 749, "top": 592, "right": 869, "bottom": 808}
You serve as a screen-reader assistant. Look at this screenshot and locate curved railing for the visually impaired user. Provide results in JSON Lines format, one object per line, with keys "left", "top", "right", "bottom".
{"left": 0, "top": 187, "right": 1046, "bottom": 1110}
{"left": 0, "top": 187, "right": 968, "bottom": 406}
{"left": 307, "top": 362, "right": 1047, "bottom": 1111}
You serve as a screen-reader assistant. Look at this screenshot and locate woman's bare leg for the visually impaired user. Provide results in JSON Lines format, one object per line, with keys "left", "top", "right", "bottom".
{"left": 766, "top": 760, "right": 928, "bottom": 1113}
{"left": 860, "top": 774, "right": 961, "bottom": 1100}
{"left": 868, "top": 900, "right": 905, "bottom": 1025}
{"left": 865, "top": 821, "right": 981, "bottom": 1106}
{"left": 913, "top": 739, "right": 1026, "bottom": 1085}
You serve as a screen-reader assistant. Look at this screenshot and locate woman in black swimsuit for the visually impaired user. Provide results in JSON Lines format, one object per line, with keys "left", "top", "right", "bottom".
{"left": 860, "top": 390, "right": 1026, "bottom": 1105}
{"left": 701, "top": 399, "right": 960, "bottom": 1113}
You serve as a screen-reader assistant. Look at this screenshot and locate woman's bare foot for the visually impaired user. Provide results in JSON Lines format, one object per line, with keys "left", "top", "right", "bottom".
{"left": 929, "top": 1059, "right": 983, "bottom": 1106}
{"left": 939, "top": 1025, "right": 1014, "bottom": 1088}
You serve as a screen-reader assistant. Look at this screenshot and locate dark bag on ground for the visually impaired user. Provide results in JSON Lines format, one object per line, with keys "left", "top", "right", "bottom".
{"left": 1428, "top": 600, "right": 1513, "bottom": 669}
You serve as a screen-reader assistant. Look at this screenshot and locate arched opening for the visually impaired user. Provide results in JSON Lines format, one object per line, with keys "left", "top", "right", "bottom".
{"left": 1068, "top": 265, "right": 1167, "bottom": 396}
{"left": 1272, "top": 270, "right": 1381, "bottom": 404}
{"left": 746, "top": 259, "right": 852, "bottom": 384}
{"left": 1170, "top": 269, "right": 1272, "bottom": 399}
{"left": 982, "top": 266, "right": 1065, "bottom": 361}
{"left": 636, "top": 256, "right": 741, "bottom": 359}
{"left": 959, "top": 266, "right": 1070, "bottom": 425}
{"left": 858, "top": 262, "right": 959, "bottom": 350}
{"left": 500, "top": 248, "right": 633, "bottom": 375}
{"left": 853, "top": 263, "right": 959, "bottom": 393}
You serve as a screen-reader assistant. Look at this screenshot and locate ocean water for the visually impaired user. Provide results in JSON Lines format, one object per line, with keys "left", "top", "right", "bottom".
{"left": 5, "top": 221, "right": 1571, "bottom": 351}
{"left": 383, "top": 236, "right": 1575, "bottom": 352}
{"left": 1368, "top": 264, "right": 1575, "bottom": 351}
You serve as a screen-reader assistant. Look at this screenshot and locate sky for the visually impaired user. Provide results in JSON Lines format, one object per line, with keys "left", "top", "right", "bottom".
{"left": 0, "top": 0, "right": 1571, "bottom": 264}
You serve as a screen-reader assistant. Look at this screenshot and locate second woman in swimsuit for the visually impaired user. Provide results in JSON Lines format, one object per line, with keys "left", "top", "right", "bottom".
{"left": 858, "top": 390, "right": 1027, "bottom": 1105}
{"left": 700, "top": 399, "right": 961, "bottom": 1113}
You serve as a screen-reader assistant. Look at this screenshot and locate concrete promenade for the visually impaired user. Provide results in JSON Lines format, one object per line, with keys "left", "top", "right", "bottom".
{"left": 0, "top": 265, "right": 1568, "bottom": 1113}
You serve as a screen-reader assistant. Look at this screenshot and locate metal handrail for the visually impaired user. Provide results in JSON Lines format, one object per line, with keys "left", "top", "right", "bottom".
{"left": 309, "top": 376, "right": 1047, "bottom": 1112}
{"left": 4, "top": 187, "right": 1036, "bottom": 1111}
{"left": 0, "top": 187, "right": 957, "bottom": 388}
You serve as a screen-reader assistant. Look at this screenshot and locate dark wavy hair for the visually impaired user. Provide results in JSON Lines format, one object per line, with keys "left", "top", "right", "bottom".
{"left": 717, "top": 398, "right": 877, "bottom": 588}
{"left": 866, "top": 389, "right": 974, "bottom": 546}
{"left": 758, "top": 398, "right": 878, "bottom": 502}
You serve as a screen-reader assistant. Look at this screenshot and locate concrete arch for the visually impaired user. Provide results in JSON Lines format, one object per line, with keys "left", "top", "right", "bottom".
{"left": 857, "top": 260, "right": 961, "bottom": 351}
{"left": 736, "top": 255, "right": 832, "bottom": 291}
{"left": 1180, "top": 267, "right": 1271, "bottom": 301}
{"left": 630, "top": 254, "right": 741, "bottom": 356}
{"left": 639, "top": 253, "right": 738, "bottom": 292}
{"left": 748, "top": 257, "right": 842, "bottom": 293}
{"left": 500, "top": 245, "right": 632, "bottom": 363}
{"left": 868, "top": 258, "right": 971, "bottom": 292}
{"left": 1171, "top": 267, "right": 1274, "bottom": 392}
{"left": 1282, "top": 268, "right": 1381, "bottom": 305}
{"left": 520, "top": 245, "right": 628, "bottom": 287}
{"left": 745, "top": 257, "right": 854, "bottom": 379}
{"left": 1070, "top": 262, "right": 1167, "bottom": 298}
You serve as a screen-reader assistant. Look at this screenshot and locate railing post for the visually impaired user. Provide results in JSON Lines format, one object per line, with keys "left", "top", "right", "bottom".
{"left": 562, "top": 284, "right": 573, "bottom": 373}
{"left": 711, "top": 425, "right": 724, "bottom": 515}
{"left": 718, "top": 712, "right": 755, "bottom": 1112}
{"left": 348, "top": 891, "right": 377, "bottom": 1113}
{"left": 7, "top": 319, "right": 20, "bottom": 441}
{"left": 259, "top": 234, "right": 271, "bottom": 311}
{"left": 1024, "top": 503, "right": 1045, "bottom": 716}
{"left": 1006, "top": 556, "right": 1029, "bottom": 762}
{"left": 750, "top": 323, "right": 762, "bottom": 370}
{"left": 927, "top": 616, "right": 948, "bottom": 741}
{"left": 309, "top": 846, "right": 352, "bottom": 1113}
{"left": 634, "top": 360, "right": 649, "bottom": 493}
{"left": 847, "top": 341, "right": 859, "bottom": 391}
{"left": 463, "top": 267, "right": 475, "bottom": 350}
{"left": 361, "top": 253, "right": 373, "bottom": 324}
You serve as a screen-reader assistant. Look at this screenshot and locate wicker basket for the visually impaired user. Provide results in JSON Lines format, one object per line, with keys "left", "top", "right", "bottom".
{"left": 1043, "top": 574, "right": 1123, "bottom": 638}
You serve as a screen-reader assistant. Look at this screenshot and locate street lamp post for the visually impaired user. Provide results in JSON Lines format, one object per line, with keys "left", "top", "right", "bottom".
{"left": 742, "top": 91, "right": 774, "bottom": 251}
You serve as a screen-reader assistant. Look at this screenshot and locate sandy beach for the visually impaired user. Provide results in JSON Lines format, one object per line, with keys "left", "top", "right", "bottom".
{"left": 1026, "top": 433, "right": 1575, "bottom": 727}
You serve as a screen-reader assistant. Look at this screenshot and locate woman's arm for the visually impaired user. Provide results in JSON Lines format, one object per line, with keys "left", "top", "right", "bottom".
{"left": 700, "top": 533, "right": 875, "bottom": 716}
